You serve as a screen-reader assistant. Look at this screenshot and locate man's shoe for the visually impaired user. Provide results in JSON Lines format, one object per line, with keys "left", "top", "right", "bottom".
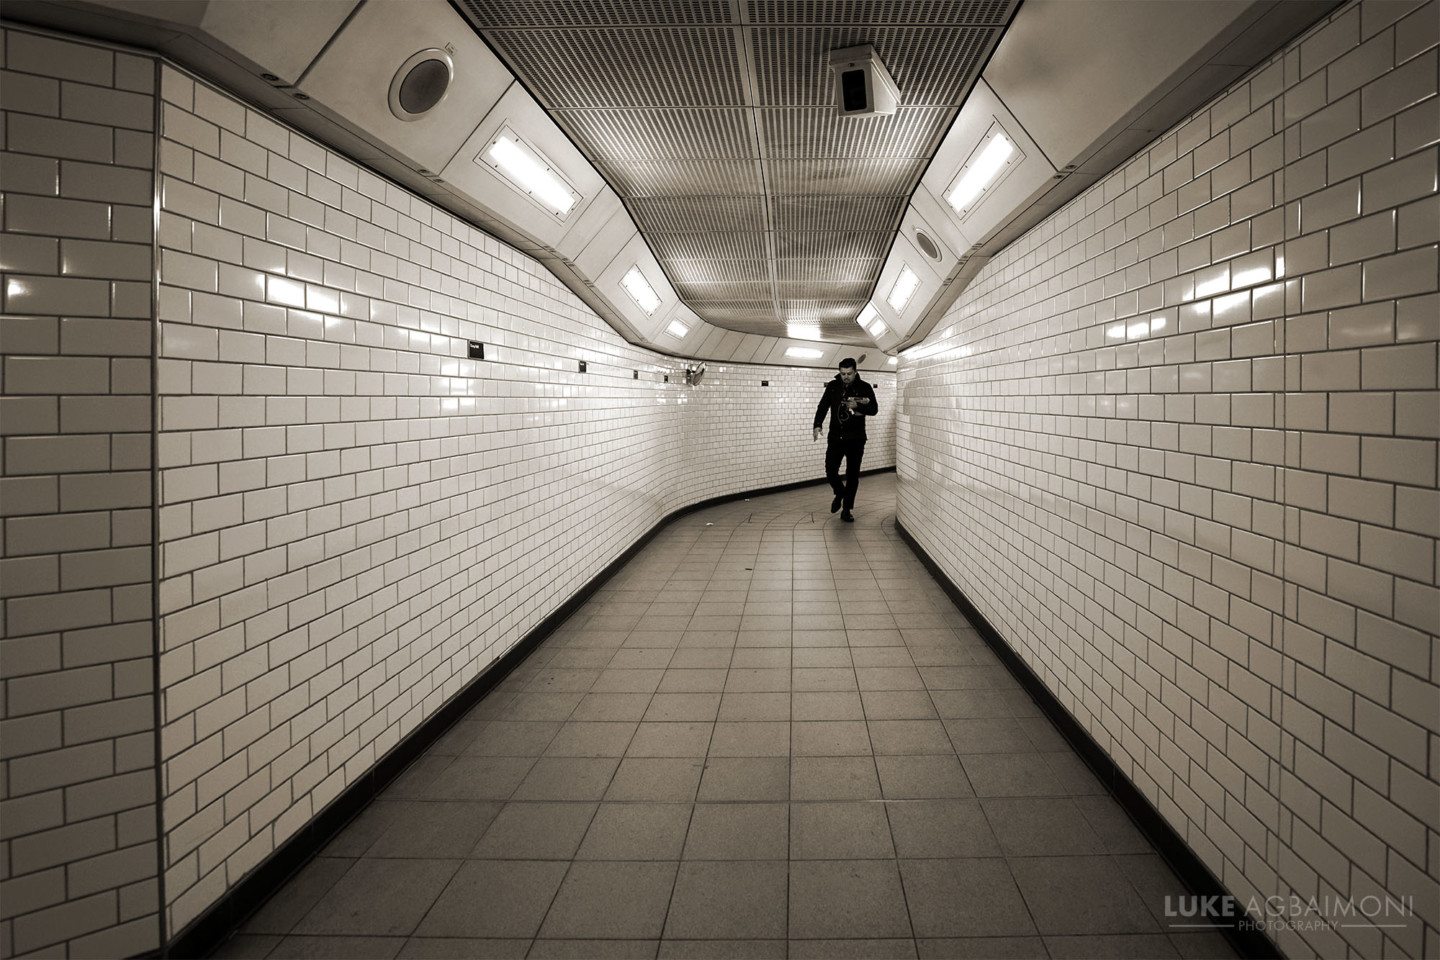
{"left": 831, "top": 495, "right": 842, "bottom": 513}
{"left": 841, "top": 510, "right": 854, "bottom": 522}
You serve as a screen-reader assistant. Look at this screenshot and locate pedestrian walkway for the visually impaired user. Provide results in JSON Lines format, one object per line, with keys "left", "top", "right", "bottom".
{"left": 212, "top": 474, "right": 1237, "bottom": 960}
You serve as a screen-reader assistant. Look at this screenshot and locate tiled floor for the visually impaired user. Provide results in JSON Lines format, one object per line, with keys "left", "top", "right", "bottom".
{"left": 212, "top": 475, "right": 1238, "bottom": 960}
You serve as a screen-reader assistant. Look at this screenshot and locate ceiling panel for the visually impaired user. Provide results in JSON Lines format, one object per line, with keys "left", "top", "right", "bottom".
{"left": 554, "top": 108, "right": 753, "bottom": 160}
{"left": 766, "top": 158, "right": 925, "bottom": 195}
{"left": 666, "top": 259, "right": 771, "bottom": 283}
{"left": 771, "top": 195, "right": 906, "bottom": 232}
{"left": 759, "top": 106, "right": 953, "bottom": 158}
{"left": 675, "top": 280, "right": 775, "bottom": 301}
{"left": 747, "top": 1, "right": 1012, "bottom": 26}
{"left": 601, "top": 159, "right": 765, "bottom": 196}
{"left": 464, "top": 1, "right": 732, "bottom": 26}
{"left": 776, "top": 232, "right": 894, "bottom": 260}
{"left": 777, "top": 258, "right": 883, "bottom": 283}
{"left": 630, "top": 196, "right": 769, "bottom": 232}
{"left": 487, "top": 28, "right": 744, "bottom": 107}
{"left": 648, "top": 233, "right": 770, "bottom": 260}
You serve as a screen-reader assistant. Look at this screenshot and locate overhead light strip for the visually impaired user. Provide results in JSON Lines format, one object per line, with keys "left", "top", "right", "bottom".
{"left": 666, "top": 319, "right": 690, "bottom": 339}
{"left": 622, "top": 266, "right": 662, "bottom": 315}
{"left": 482, "top": 129, "right": 580, "bottom": 218}
{"left": 946, "top": 130, "right": 1015, "bottom": 215}
{"left": 887, "top": 265, "right": 919, "bottom": 313}
{"left": 785, "top": 346, "right": 824, "bottom": 359}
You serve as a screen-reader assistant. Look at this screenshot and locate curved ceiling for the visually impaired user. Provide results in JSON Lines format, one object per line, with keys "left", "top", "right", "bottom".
{"left": 456, "top": 0, "right": 1019, "bottom": 346}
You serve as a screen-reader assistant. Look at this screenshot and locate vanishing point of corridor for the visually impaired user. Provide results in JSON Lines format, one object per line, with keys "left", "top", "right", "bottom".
{"left": 211, "top": 476, "right": 1235, "bottom": 960}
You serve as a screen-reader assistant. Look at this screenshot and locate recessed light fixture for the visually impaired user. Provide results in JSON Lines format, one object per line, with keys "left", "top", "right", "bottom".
{"left": 666, "top": 319, "right": 689, "bottom": 338}
{"left": 787, "top": 323, "right": 822, "bottom": 341}
{"left": 887, "top": 265, "right": 920, "bottom": 313}
{"left": 868, "top": 319, "right": 888, "bottom": 337}
{"left": 855, "top": 303, "right": 879, "bottom": 329}
{"left": 785, "top": 346, "right": 824, "bottom": 359}
{"left": 482, "top": 129, "right": 580, "bottom": 217}
{"left": 621, "top": 266, "right": 662, "bottom": 315}
{"left": 888, "top": 356, "right": 898, "bottom": 365}
{"left": 946, "top": 129, "right": 1015, "bottom": 215}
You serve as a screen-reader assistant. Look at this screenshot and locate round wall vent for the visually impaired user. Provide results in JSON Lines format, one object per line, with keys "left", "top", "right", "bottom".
{"left": 389, "top": 49, "right": 454, "bottom": 121}
{"left": 914, "top": 230, "right": 942, "bottom": 262}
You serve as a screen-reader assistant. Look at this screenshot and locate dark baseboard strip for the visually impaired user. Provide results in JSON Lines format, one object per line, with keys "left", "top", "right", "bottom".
{"left": 164, "top": 466, "right": 895, "bottom": 959}
{"left": 892, "top": 519, "right": 1282, "bottom": 960}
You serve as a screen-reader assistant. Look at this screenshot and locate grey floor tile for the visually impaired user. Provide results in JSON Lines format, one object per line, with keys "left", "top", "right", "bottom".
{"left": 464, "top": 722, "right": 562, "bottom": 757}
{"left": 212, "top": 934, "right": 281, "bottom": 958}
{"left": 788, "top": 860, "right": 911, "bottom": 939}
{"left": 1017, "top": 716, "right": 1070, "bottom": 751}
{"left": 1112, "top": 853, "right": 1194, "bottom": 926}
{"left": 500, "top": 693, "right": 586, "bottom": 722}
{"left": 861, "top": 691, "right": 938, "bottom": 720}
{"left": 1045, "top": 934, "right": 1180, "bottom": 958}
{"left": 875, "top": 756, "right": 974, "bottom": 799}
{"left": 1008, "top": 856, "right": 1158, "bottom": 935}
{"left": 697, "top": 756, "right": 790, "bottom": 801}
{"left": 915, "top": 937, "right": 1047, "bottom": 958}
{"left": 430, "top": 721, "right": 485, "bottom": 755}
{"left": 961, "top": 754, "right": 1066, "bottom": 797}
{"left": 627, "top": 721, "right": 713, "bottom": 757}
{"left": 898, "top": 858, "right": 1035, "bottom": 938}
{"left": 1072, "top": 796, "right": 1153, "bottom": 853}
{"left": 790, "top": 756, "right": 882, "bottom": 800}
{"left": 1044, "top": 752, "right": 1107, "bottom": 794}
{"left": 792, "top": 691, "right": 866, "bottom": 720}
{"left": 682, "top": 803, "right": 788, "bottom": 859}
{"left": 944, "top": 718, "right": 1036, "bottom": 754}
{"left": 732, "top": 647, "right": 790, "bottom": 668}
{"left": 789, "top": 940, "right": 917, "bottom": 959}
{"left": 658, "top": 669, "right": 728, "bottom": 693}
{"left": 364, "top": 801, "right": 502, "bottom": 859}
{"left": 511, "top": 757, "right": 619, "bottom": 801}
{"left": 1168, "top": 930, "right": 1241, "bottom": 958}
{"left": 244, "top": 858, "right": 355, "bottom": 934}
{"left": 527, "top": 940, "right": 658, "bottom": 959}
{"left": 608, "top": 648, "right": 675, "bottom": 670}
{"left": 789, "top": 801, "right": 895, "bottom": 859}
{"left": 643, "top": 693, "right": 721, "bottom": 722}
{"left": 538, "top": 861, "right": 678, "bottom": 939}
{"left": 663, "top": 861, "right": 789, "bottom": 939}
{"left": 576, "top": 803, "right": 692, "bottom": 860}
{"left": 416, "top": 861, "right": 568, "bottom": 938}
{"left": 868, "top": 720, "right": 953, "bottom": 755}
{"left": 709, "top": 721, "right": 790, "bottom": 756}
{"left": 793, "top": 720, "right": 871, "bottom": 756}
{"left": 269, "top": 936, "right": 405, "bottom": 959}
{"left": 886, "top": 800, "right": 1000, "bottom": 858}
{"left": 384, "top": 756, "right": 457, "bottom": 799}
{"left": 927, "top": 690, "right": 1015, "bottom": 719}
{"left": 727, "top": 668, "right": 792, "bottom": 692}
{"left": 604, "top": 758, "right": 704, "bottom": 801}
{"left": 591, "top": 670, "right": 664, "bottom": 695}
{"left": 855, "top": 667, "right": 926, "bottom": 691}
{"left": 398, "top": 939, "right": 530, "bottom": 959}
{"left": 527, "top": 668, "right": 601, "bottom": 693}
{"left": 472, "top": 803, "right": 597, "bottom": 859}
{"left": 658, "top": 939, "right": 785, "bottom": 959}
{"left": 981, "top": 797, "right": 1107, "bottom": 856}
{"left": 717, "top": 692, "right": 791, "bottom": 721}
{"left": 792, "top": 667, "right": 859, "bottom": 692}
{"left": 295, "top": 859, "right": 461, "bottom": 936}
{"left": 793, "top": 647, "right": 852, "bottom": 668}
{"left": 571, "top": 694, "right": 652, "bottom": 722}
{"left": 667, "top": 648, "right": 733, "bottom": 669}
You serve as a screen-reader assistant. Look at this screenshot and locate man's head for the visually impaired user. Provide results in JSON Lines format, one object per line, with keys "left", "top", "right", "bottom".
{"left": 838, "top": 358, "right": 858, "bottom": 384}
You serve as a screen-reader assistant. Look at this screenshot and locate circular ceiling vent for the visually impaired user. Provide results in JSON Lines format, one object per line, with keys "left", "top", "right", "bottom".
{"left": 389, "top": 49, "right": 454, "bottom": 121}
{"left": 914, "top": 230, "right": 942, "bottom": 262}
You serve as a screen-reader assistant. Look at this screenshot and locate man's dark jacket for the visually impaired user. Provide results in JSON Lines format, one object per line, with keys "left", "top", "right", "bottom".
{"left": 813, "top": 373, "right": 879, "bottom": 440}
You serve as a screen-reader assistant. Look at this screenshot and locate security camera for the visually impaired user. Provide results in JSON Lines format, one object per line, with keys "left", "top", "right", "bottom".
{"left": 827, "top": 45, "right": 899, "bottom": 117}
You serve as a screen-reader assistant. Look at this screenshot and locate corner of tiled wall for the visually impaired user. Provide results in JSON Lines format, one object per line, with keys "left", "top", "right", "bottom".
{"left": 895, "top": 1, "right": 1438, "bottom": 956}
{"left": 0, "top": 24, "right": 162, "bottom": 960}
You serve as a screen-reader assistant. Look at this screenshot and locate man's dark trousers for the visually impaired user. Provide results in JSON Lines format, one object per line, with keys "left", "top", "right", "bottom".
{"left": 825, "top": 434, "right": 866, "bottom": 510}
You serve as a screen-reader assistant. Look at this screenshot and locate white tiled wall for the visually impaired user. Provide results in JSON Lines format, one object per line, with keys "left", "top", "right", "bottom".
{"left": 0, "top": 27, "right": 161, "bottom": 960}
{"left": 896, "top": 2, "right": 1437, "bottom": 957}
{"left": 150, "top": 66, "right": 895, "bottom": 934}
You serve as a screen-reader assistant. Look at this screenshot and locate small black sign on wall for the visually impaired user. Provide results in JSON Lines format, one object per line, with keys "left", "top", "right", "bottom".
{"left": 467, "top": 341, "right": 484, "bottom": 359}
{"left": 761, "top": 380, "right": 769, "bottom": 386}
{"left": 578, "top": 360, "right": 587, "bottom": 373}
{"left": 633, "top": 370, "right": 639, "bottom": 379}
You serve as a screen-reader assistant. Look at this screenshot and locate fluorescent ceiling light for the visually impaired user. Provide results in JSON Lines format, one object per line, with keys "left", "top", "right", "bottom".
{"left": 888, "top": 356, "right": 898, "bottom": 365}
{"left": 887, "top": 265, "right": 920, "bottom": 313}
{"left": 855, "top": 303, "right": 879, "bottom": 329}
{"left": 485, "top": 133, "right": 578, "bottom": 216}
{"left": 946, "top": 133, "right": 1014, "bottom": 213}
{"left": 867, "top": 318, "right": 888, "bottom": 337}
{"left": 787, "top": 323, "right": 822, "bottom": 341}
{"left": 666, "top": 319, "right": 689, "bottom": 338}
{"left": 621, "top": 266, "right": 662, "bottom": 315}
{"left": 785, "top": 346, "right": 824, "bottom": 359}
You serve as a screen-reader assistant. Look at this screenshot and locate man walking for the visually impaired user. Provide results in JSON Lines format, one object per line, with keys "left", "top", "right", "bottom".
{"left": 812, "top": 357, "right": 879, "bottom": 522}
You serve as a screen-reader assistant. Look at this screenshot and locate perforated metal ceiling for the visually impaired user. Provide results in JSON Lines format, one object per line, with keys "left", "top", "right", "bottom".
{"left": 458, "top": 0, "right": 1017, "bottom": 343}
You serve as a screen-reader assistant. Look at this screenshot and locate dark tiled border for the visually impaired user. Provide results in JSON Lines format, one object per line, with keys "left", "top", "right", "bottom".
{"left": 893, "top": 519, "right": 1281, "bottom": 960}
{"left": 162, "top": 467, "right": 895, "bottom": 960}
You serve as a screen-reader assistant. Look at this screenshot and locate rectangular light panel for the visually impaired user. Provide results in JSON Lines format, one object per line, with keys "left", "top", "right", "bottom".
{"left": 484, "top": 132, "right": 579, "bottom": 217}
{"left": 666, "top": 319, "right": 690, "bottom": 338}
{"left": 946, "top": 132, "right": 1014, "bottom": 214}
{"left": 785, "top": 346, "right": 824, "bottom": 359}
{"left": 887, "top": 265, "right": 920, "bottom": 313}
{"left": 622, "top": 266, "right": 662, "bottom": 315}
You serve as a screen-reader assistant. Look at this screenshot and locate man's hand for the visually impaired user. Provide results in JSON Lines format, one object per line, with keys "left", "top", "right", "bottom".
{"left": 812, "top": 427, "right": 821, "bottom": 442}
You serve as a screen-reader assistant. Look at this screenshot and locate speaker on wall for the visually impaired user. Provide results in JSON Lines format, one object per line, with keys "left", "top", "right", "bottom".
{"left": 389, "top": 48, "right": 454, "bottom": 121}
